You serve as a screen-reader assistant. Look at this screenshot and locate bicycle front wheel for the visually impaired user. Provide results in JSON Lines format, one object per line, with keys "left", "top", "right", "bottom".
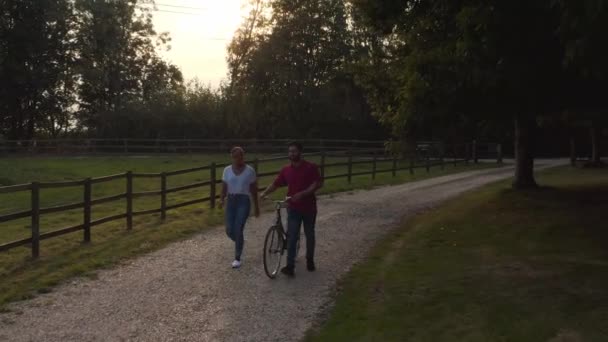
{"left": 263, "top": 226, "right": 283, "bottom": 279}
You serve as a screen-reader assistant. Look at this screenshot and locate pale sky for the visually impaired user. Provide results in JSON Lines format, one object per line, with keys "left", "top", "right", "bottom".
{"left": 150, "top": 1, "right": 247, "bottom": 87}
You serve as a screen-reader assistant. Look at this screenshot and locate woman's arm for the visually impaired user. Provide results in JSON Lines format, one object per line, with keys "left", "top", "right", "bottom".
{"left": 219, "top": 182, "right": 227, "bottom": 209}
{"left": 250, "top": 181, "right": 260, "bottom": 217}
{"left": 219, "top": 167, "right": 228, "bottom": 209}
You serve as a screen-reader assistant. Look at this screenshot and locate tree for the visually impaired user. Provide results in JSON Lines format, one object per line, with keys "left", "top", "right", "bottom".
{"left": 352, "top": 0, "right": 565, "bottom": 188}
{"left": 0, "top": 0, "right": 77, "bottom": 139}
{"left": 557, "top": 0, "right": 608, "bottom": 167}
{"left": 184, "top": 81, "right": 227, "bottom": 138}
{"left": 2, "top": 0, "right": 390, "bottom": 140}
{"left": 128, "top": 56, "right": 186, "bottom": 139}
{"left": 73, "top": 0, "right": 181, "bottom": 137}
{"left": 227, "top": 0, "right": 272, "bottom": 92}
{"left": 226, "top": 0, "right": 385, "bottom": 139}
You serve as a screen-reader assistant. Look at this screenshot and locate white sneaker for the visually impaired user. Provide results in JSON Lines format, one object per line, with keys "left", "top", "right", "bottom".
{"left": 231, "top": 260, "right": 241, "bottom": 269}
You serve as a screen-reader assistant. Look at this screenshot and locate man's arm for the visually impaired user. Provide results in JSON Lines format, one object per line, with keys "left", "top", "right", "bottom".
{"left": 291, "top": 180, "right": 321, "bottom": 202}
{"left": 261, "top": 168, "right": 286, "bottom": 198}
{"left": 260, "top": 183, "right": 278, "bottom": 199}
{"left": 291, "top": 165, "right": 322, "bottom": 202}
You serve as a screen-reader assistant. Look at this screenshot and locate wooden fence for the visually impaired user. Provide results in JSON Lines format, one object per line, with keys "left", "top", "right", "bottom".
{"left": 0, "top": 138, "right": 389, "bottom": 155}
{"left": 0, "top": 138, "right": 504, "bottom": 157}
{"left": 0, "top": 142, "right": 502, "bottom": 258}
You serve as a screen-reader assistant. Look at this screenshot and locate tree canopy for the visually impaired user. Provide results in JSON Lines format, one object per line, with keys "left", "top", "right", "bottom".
{"left": 0, "top": 0, "right": 387, "bottom": 140}
{"left": 351, "top": 0, "right": 606, "bottom": 187}
{"left": 225, "top": 0, "right": 384, "bottom": 139}
{"left": 0, "top": 0, "right": 606, "bottom": 175}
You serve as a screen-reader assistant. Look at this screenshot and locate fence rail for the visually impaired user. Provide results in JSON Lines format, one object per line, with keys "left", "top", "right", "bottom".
{"left": 0, "top": 138, "right": 391, "bottom": 155}
{"left": 0, "top": 138, "right": 506, "bottom": 157}
{"left": 0, "top": 141, "right": 502, "bottom": 257}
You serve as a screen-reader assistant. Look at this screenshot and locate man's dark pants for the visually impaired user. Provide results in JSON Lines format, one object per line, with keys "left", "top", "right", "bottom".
{"left": 286, "top": 209, "right": 316, "bottom": 269}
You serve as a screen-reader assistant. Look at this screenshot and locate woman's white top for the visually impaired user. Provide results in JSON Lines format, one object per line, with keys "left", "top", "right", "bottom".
{"left": 222, "top": 165, "right": 257, "bottom": 195}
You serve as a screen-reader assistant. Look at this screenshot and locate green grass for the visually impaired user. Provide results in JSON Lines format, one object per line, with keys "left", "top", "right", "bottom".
{"left": 0, "top": 154, "right": 495, "bottom": 308}
{"left": 307, "top": 167, "right": 608, "bottom": 342}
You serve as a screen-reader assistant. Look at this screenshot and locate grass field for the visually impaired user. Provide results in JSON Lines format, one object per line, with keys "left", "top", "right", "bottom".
{"left": 0, "top": 154, "right": 495, "bottom": 308}
{"left": 307, "top": 166, "right": 608, "bottom": 342}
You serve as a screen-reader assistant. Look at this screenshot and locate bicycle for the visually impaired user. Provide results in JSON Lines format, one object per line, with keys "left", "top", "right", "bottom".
{"left": 263, "top": 198, "right": 300, "bottom": 279}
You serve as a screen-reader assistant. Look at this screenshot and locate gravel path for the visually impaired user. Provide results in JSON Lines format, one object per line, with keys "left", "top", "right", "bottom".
{"left": 0, "top": 160, "right": 565, "bottom": 342}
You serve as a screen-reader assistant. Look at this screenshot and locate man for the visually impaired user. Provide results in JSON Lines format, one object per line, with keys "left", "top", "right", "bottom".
{"left": 261, "top": 141, "right": 322, "bottom": 277}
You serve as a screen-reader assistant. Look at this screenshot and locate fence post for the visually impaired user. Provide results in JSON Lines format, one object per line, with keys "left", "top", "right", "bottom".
{"left": 123, "top": 139, "right": 128, "bottom": 154}
{"left": 126, "top": 171, "right": 133, "bottom": 230}
{"left": 409, "top": 149, "right": 415, "bottom": 175}
{"left": 84, "top": 178, "right": 91, "bottom": 243}
{"left": 465, "top": 143, "right": 470, "bottom": 165}
{"left": 372, "top": 152, "right": 377, "bottom": 180}
{"left": 453, "top": 145, "right": 458, "bottom": 166}
{"left": 320, "top": 151, "right": 326, "bottom": 180}
{"left": 425, "top": 150, "right": 430, "bottom": 173}
{"left": 347, "top": 152, "right": 353, "bottom": 184}
{"left": 392, "top": 155, "right": 397, "bottom": 177}
{"left": 253, "top": 158, "right": 259, "bottom": 174}
{"left": 31, "top": 182, "right": 40, "bottom": 258}
{"left": 472, "top": 140, "right": 478, "bottom": 163}
{"left": 497, "top": 144, "right": 503, "bottom": 164}
{"left": 160, "top": 172, "right": 167, "bottom": 220}
{"left": 210, "top": 163, "right": 217, "bottom": 208}
{"left": 569, "top": 139, "right": 576, "bottom": 167}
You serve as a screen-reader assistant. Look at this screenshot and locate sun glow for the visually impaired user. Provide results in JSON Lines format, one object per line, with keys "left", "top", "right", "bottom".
{"left": 151, "top": 1, "right": 246, "bottom": 86}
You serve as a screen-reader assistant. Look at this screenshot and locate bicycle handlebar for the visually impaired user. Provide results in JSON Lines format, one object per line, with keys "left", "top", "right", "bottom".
{"left": 273, "top": 197, "right": 291, "bottom": 208}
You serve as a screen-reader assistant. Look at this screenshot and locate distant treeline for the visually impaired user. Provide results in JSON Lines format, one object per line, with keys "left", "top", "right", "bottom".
{"left": 0, "top": 0, "right": 386, "bottom": 141}
{"left": 1, "top": 0, "right": 607, "bottom": 184}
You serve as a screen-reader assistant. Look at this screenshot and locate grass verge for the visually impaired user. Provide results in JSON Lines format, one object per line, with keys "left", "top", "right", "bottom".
{"left": 0, "top": 155, "right": 496, "bottom": 308}
{"left": 306, "top": 166, "right": 608, "bottom": 342}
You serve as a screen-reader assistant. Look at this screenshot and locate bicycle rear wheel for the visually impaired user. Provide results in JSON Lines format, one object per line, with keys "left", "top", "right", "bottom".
{"left": 263, "top": 226, "right": 283, "bottom": 279}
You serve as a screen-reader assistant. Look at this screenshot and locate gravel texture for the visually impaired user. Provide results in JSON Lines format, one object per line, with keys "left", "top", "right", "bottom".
{"left": 0, "top": 161, "right": 565, "bottom": 342}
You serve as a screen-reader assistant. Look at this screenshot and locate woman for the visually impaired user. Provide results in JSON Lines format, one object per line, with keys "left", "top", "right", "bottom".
{"left": 219, "top": 147, "right": 260, "bottom": 268}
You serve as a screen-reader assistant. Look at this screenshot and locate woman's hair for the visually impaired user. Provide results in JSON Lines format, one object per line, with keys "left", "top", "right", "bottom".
{"left": 230, "top": 146, "right": 245, "bottom": 155}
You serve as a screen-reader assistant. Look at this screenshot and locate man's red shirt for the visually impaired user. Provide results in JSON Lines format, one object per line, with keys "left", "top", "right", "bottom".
{"left": 273, "top": 160, "right": 321, "bottom": 214}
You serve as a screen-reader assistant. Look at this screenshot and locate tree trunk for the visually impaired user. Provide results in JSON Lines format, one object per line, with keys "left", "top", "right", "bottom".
{"left": 569, "top": 137, "right": 576, "bottom": 167}
{"left": 589, "top": 124, "right": 602, "bottom": 166}
{"left": 27, "top": 111, "right": 35, "bottom": 140}
{"left": 512, "top": 114, "right": 538, "bottom": 189}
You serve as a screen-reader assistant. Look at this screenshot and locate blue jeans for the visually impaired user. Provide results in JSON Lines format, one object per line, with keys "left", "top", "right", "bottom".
{"left": 225, "top": 194, "right": 251, "bottom": 260}
{"left": 286, "top": 209, "right": 316, "bottom": 269}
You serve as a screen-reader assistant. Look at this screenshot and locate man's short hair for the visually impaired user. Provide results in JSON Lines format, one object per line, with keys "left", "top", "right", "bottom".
{"left": 288, "top": 141, "right": 303, "bottom": 152}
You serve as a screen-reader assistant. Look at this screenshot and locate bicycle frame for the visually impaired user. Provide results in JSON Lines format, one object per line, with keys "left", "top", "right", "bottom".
{"left": 274, "top": 200, "right": 301, "bottom": 251}
{"left": 263, "top": 199, "right": 300, "bottom": 278}
{"left": 274, "top": 201, "right": 288, "bottom": 238}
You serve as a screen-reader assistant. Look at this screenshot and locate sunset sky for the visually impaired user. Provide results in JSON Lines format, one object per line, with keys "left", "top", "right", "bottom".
{"left": 150, "top": 1, "right": 246, "bottom": 87}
